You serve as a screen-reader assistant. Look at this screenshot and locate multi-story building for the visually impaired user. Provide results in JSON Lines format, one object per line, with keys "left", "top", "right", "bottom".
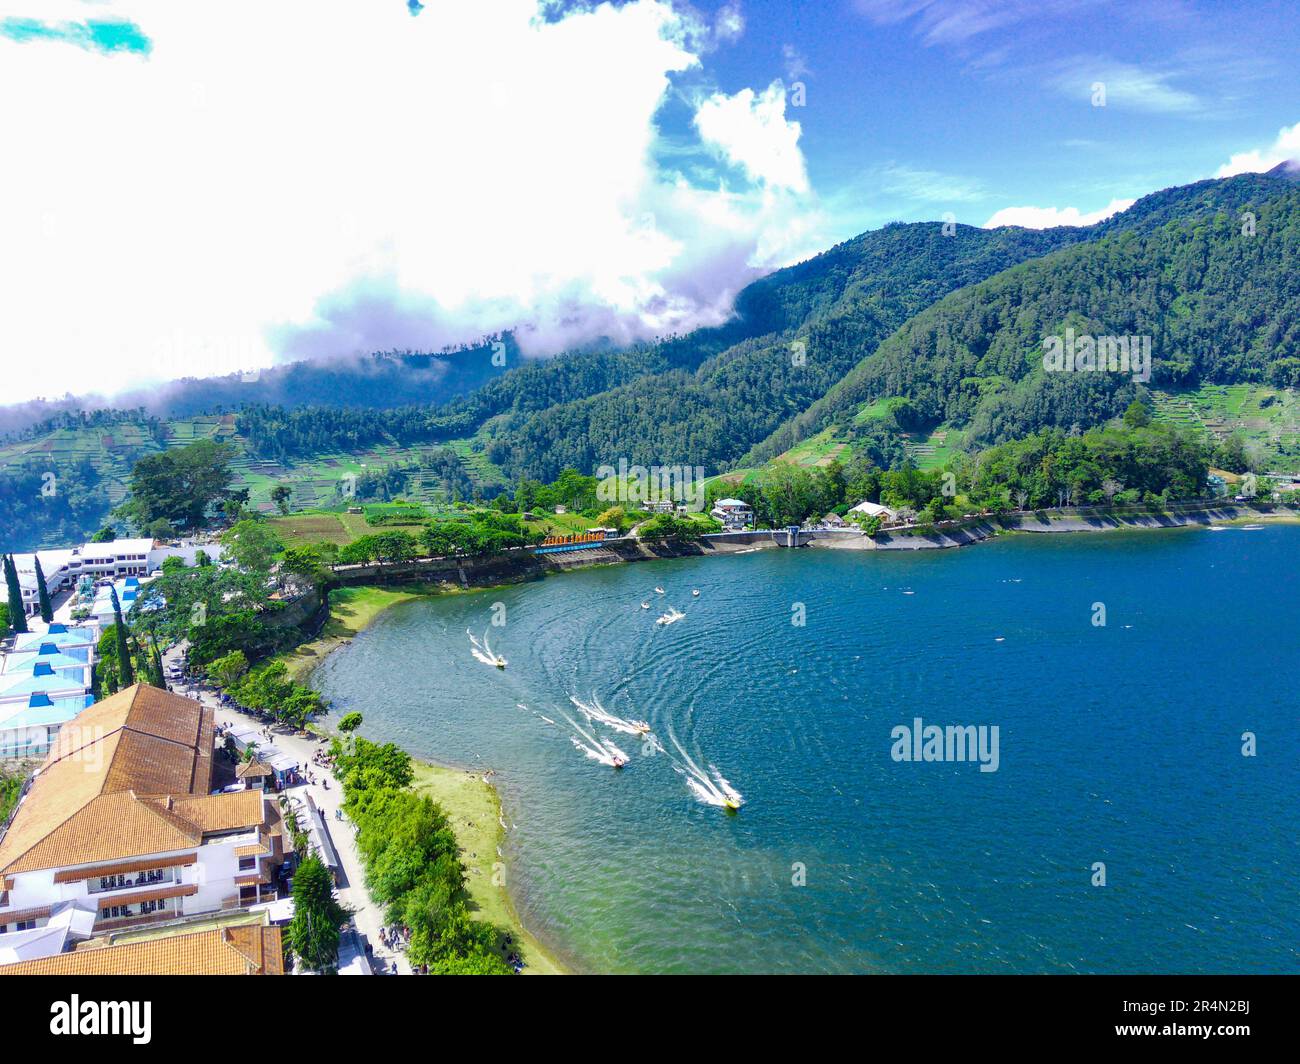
{"left": 0, "top": 684, "right": 285, "bottom": 959}
{"left": 0, "top": 922, "right": 285, "bottom": 974}
{"left": 10, "top": 539, "right": 223, "bottom": 617}
{"left": 0, "top": 626, "right": 98, "bottom": 761}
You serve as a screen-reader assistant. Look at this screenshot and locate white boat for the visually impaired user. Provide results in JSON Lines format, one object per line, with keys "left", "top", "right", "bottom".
{"left": 654, "top": 587, "right": 665, "bottom": 594}
{"left": 640, "top": 601, "right": 650, "bottom": 609}
{"left": 656, "top": 608, "right": 685, "bottom": 626}
{"left": 691, "top": 589, "right": 700, "bottom": 597}
{"left": 611, "top": 755, "right": 628, "bottom": 769}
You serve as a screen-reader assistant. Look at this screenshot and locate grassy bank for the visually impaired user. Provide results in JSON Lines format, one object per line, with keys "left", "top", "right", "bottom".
{"left": 277, "top": 585, "right": 437, "bottom": 681}
{"left": 410, "top": 761, "right": 568, "bottom": 975}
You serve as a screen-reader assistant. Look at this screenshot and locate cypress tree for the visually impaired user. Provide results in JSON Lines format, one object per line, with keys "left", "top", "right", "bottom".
{"left": 147, "top": 637, "right": 166, "bottom": 689}
{"left": 3, "top": 556, "right": 28, "bottom": 635}
{"left": 287, "top": 853, "right": 347, "bottom": 972}
{"left": 110, "top": 586, "right": 134, "bottom": 686}
{"left": 33, "top": 556, "right": 53, "bottom": 624}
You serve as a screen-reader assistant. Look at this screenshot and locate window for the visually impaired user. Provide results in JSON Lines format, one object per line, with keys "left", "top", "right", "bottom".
{"left": 238, "top": 856, "right": 257, "bottom": 871}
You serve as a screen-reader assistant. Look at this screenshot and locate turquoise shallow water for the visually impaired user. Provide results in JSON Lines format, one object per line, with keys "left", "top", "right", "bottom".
{"left": 314, "top": 526, "right": 1299, "bottom": 973}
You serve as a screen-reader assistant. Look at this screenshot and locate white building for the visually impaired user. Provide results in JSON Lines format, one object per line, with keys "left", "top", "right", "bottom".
{"left": 848, "top": 500, "right": 898, "bottom": 522}
{"left": 11, "top": 538, "right": 223, "bottom": 617}
{"left": 0, "top": 626, "right": 99, "bottom": 761}
{"left": 709, "top": 497, "right": 754, "bottom": 530}
{"left": 0, "top": 685, "right": 285, "bottom": 955}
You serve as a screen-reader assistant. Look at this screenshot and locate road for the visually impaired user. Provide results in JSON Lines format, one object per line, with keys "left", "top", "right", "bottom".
{"left": 160, "top": 643, "right": 411, "bottom": 975}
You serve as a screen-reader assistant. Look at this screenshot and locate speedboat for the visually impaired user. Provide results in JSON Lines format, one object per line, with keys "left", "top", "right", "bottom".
{"left": 692, "top": 589, "right": 700, "bottom": 597}
{"left": 640, "top": 601, "right": 650, "bottom": 609}
{"left": 494, "top": 656, "right": 507, "bottom": 669}
{"left": 656, "top": 608, "right": 685, "bottom": 626}
{"left": 654, "top": 587, "right": 665, "bottom": 594}
{"left": 722, "top": 797, "right": 741, "bottom": 811}
{"left": 629, "top": 720, "right": 651, "bottom": 734}
{"left": 611, "top": 755, "right": 628, "bottom": 769}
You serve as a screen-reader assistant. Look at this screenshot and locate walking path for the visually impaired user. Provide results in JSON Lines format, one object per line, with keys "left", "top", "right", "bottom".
{"left": 160, "top": 644, "right": 411, "bottom": 975}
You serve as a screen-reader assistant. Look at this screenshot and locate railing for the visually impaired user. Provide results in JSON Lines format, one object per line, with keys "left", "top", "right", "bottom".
{"left": 0, "top": 743, "right": 51, "bottom": 761}
{"left": 87, "top": 868, "right": 178, "bottom": 895}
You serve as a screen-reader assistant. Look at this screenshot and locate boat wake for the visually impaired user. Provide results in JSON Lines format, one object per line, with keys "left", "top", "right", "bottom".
{"left": 664, "top": 725, "right": 743, "bottom": 809}
{"left": 655, "top": 607, "right": 685, "bottom": 627}
{"left": 467, "top": 628, "right": 506, "bottom": 669}
{"left": 570, "top": 694, "right": 651, "bottom": 737}
{"left": 556, "top": 707, "right": 630, "bottom": 768}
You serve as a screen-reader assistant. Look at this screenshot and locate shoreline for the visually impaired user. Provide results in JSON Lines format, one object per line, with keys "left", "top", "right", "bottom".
{"left": 290, "top": 502, "right": 1297, "bottom": 977}
{"left": 409, "top": 760, "right": 571, "bottom": 975}
{"left": 291, "top": 585, "right": 570, "bottom": 974}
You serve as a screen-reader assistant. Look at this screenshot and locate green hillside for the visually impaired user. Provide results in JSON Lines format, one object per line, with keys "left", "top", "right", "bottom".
{"left": 746, "top": 172, "right": 1300, "bottom": 470}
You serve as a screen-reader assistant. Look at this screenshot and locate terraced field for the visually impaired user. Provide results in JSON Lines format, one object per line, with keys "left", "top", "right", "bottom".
{"left": 0, "top": 414, "right": 499, "bottom": 545}
{"left": 1150, "top": 384, "right": 1300, "bottom": 470}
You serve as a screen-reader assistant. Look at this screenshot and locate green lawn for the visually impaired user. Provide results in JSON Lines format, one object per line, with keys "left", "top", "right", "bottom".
{"left": 410, "top": 762, "right": 566, "bottom": 975}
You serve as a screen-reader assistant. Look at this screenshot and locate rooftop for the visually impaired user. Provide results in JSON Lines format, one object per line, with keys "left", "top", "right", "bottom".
{"left": 0, "top": 685, "right": 218, "bottom": 875}
{"left": 0, "top": 924, "right": 284, "bottom": 976}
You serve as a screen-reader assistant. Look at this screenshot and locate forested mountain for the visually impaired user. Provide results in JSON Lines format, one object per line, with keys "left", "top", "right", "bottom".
{"left": 4, "top": 168, "right": 1299, "bottom": 554}
{"left": 746, "top": 171, "right": 1300, "bottom": 462}
{"left": 473, "top": 223, "right": 1089, "bottom": 482}
{"left": 0, "top": 344, "right": 514, "bottom": 440}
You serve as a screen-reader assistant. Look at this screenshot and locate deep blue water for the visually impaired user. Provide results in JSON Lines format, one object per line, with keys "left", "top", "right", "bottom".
{"left": 313, "top": 526, "right": 1299, "bottom": 973}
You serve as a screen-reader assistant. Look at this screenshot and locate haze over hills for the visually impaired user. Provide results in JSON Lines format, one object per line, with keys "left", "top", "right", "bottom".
{"left": 2, "top": 166, "right": 1299, "bottom": 554}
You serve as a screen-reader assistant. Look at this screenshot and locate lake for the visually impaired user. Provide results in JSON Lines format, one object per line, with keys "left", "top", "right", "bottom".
{"left": 313, "top": 525, "right": 1299, "bottom": 973}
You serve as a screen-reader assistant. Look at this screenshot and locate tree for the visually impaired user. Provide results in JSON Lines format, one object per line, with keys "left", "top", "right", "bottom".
{"left": 220, "top": 520, "right": 284, "bottom": 581}
{"left": 145, "top": 518, "right": 176, "bottom": 541}
{"left": 271, "top": 484, "right": 293, "bottom": 515}
{"left": 3, "top": 556, "right": 27, "bottom": 635}
{"left": 338, "top": 712, "right": 363, "bottom": 734}
{"left": 95, "top": 627, "right": 120, "bottom": 695}
{"left": 1101, "top": 478, "right": 1123, "bottom": 505}
{"left": 33, "top": 556, "right": 53, "bottom": 624}
{"left": 116, "top": 439, "right": 237, "bottom": 532}
{"left": 110, "top": 586, "right": 135, "bottom": 686}
{"left": 287, "top": 854, "right": 348, "bottom": 973}
{"left": 595, "top": 506, "right": 629, "bottom": 532}
{"left": 1123, "top": 399, "right": 1151, "bottom": 429}
{"left": 208, "top": 650, "right": 250, "bottom": 689}
{"left": 90, "top": 524, "right": 118, "bottom": 543}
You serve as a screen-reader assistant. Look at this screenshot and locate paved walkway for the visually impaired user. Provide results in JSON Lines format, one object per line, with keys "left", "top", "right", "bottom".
{"left": 160, "top": 644, "right": 412, "bottom": 975}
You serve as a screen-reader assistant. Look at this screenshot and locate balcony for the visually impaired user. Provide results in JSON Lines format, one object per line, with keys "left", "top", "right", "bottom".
{"left": 87, "top": 867, "right": 178, "bottom": 895}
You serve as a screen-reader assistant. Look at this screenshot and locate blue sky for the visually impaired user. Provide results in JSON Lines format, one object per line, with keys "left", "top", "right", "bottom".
{"left": 1, "top": 0, "right": 1297, "bottom": 401}
{"left": 682, "top": 0, "right": 1300, "bottom": 236}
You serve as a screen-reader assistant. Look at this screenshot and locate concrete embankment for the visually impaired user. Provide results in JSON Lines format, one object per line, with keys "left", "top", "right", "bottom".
{"left": 320, "top": 502, "right": 1295, "bottom": 593}
{"left": 808, "top": 502, "right": 1291, "bottom": 551}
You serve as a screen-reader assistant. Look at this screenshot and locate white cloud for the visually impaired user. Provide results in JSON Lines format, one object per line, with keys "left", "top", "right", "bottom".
{"left": 715, "top": 2, "right": 744, "bottom": 43}
{"left": 693, "top": 81, "right": 809, "bottom": 193}
{"left": 1048, "top": 59, "right": 1200, "bottom": 114}
{"left": 877, "top": 163, "right": 985, "bottom": 203}
{"left": 983, "top": 197, "right": 1135, "bottom": 229}
{"left": 0, "top": 0, "right": 818, "bottom": 403}
{"left": 1215, "top": 120, "right": 1300, "bottom": 177}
